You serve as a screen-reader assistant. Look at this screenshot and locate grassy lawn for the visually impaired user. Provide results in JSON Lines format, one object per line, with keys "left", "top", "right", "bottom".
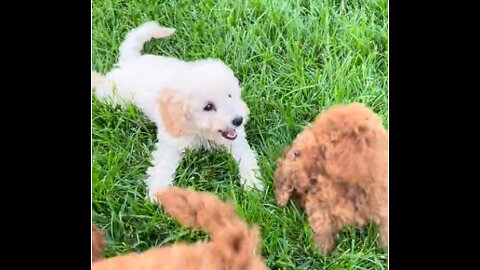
{"left": 92, "top": 0, "right": 388, "bottom": 269}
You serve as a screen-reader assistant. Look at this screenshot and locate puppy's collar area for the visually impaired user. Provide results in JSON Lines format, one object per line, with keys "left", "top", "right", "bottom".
{"left": 218, "top": 128, "right": 237, "bottom": 140}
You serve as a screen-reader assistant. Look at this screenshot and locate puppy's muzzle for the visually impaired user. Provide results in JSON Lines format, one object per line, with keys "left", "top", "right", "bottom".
{"left": 218, "top": 128, "right": 237, "bottom": 140}
{"left": 232, "top": 116, "right": 243, "bottom": 127}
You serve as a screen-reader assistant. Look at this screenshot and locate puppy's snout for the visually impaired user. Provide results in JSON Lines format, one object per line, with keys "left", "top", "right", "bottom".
{"left": 232, "top": 116, "right": 243, "bottom": 127}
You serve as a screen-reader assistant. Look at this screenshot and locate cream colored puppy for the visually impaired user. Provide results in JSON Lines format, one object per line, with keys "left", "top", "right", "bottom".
{"left": 92, "top": 21, "right": 263, "bottom": 201}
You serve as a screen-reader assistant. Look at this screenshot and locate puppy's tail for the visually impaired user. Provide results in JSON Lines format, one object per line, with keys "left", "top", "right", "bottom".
{"left": 157, "top": 187, "right": 263, "bottom": 269}
{"left": 119, "top": 21, "right": 175, "bottom": 63}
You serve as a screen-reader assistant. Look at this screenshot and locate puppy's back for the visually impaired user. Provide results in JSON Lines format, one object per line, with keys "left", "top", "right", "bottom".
{"left": 312, "top": 103, "right": 387, "bottom": 185}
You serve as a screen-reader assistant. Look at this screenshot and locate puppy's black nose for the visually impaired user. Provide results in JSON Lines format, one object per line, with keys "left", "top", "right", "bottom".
{"left": 232, "top": 116, "right": 243, "bottom": 127}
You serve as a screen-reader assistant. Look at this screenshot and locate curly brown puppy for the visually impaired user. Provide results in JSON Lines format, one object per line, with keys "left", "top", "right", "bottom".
{"left": 92, "top": 187, "right": 269, "bottom": 270}
{"left": 92, "top": 224, "right": 105, "bottom": 262}
{"left": 274, "top": 103, "right": 388, "bottom": 255}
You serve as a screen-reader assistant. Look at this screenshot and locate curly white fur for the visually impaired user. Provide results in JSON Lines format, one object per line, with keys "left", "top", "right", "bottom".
{"left": 92, "top": 21, "right": 263, "bottom": 201}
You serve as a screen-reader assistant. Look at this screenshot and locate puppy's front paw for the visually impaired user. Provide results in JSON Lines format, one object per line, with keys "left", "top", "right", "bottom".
{"left": 148, "top": 189, "right": 160, "bottom": 204}
{"left": 146, "top": 178, "right": 172, "bottom": 204}
{"left": 314, "top": 233, "right": 337, "bottom": 256}
{"left": 148, "top": 186, "right": 172, "bottom": 205}
{"left": 275, "top": 192, "right": 290, "bottom": 206}
{"left": 244, "top": 178, "right": 264, "bottom": 191}
{"left": 241, "top": 170, "right": 264, "bottom": 191}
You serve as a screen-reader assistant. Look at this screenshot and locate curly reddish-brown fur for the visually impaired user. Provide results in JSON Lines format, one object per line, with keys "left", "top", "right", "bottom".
{"left": 274, "top": 103, "right": 388, "bottom": 255}
{"left": 92, "top": 187, "right": 269, "bottom": 270}
{"left": 92, "top": 224, "right": 105, "bottom": 262}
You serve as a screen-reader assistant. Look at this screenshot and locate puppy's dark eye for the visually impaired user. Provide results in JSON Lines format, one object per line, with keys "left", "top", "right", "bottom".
{"left": 203, "top": 102, "right": 215, "bottom": 111}
{"left": 228, "top": 94, "right": 232, "bottom": 98}
{"left": 294, "top": 150, "right": 301, "bottom": 158}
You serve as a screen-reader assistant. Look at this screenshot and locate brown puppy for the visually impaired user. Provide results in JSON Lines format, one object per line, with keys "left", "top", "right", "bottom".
{"left": 92, "top": 187, "right": 269, "bottom": 270}
{"left": 92, "top": 224, "right": 105, "bottom": 262}
{"left": 274, "top": 103, "right": 388, "bottom": 255}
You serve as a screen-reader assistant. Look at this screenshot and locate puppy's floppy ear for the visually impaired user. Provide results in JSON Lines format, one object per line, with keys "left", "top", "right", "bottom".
{"left": 313, "top": 144, "right": 328, "bottom": 177}
{"left": 274, "top": 147, "right": 297, "bottom": 205}
{"left": 157, "top": 89, "right": 192, "bottom": 137}
{"left": 274, "top": 170, "right": 294, "bottom": 206}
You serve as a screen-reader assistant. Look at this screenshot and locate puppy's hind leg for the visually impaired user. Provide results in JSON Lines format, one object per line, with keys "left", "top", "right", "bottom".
{"left": 146, "top": 141, "right": 183, "bottom": 203}
{"left": 378, "top": 207, "right": 388, "bottom": 250}
{"left": 91, "top": 71, "right": 125, "bottom": 106}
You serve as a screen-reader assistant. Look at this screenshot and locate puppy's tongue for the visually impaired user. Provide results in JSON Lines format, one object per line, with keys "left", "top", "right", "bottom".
{"left": 221, "top": 128, "right": 237, "bottom": 140}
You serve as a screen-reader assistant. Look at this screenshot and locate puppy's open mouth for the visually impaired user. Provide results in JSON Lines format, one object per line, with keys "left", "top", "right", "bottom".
{"left": 218, "top": 128, "right": 237, "bottom": 140}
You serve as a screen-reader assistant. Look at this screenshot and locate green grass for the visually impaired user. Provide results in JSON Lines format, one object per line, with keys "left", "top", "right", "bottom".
{"left": 92, "top": 0, "right": 388, "bottom": 269}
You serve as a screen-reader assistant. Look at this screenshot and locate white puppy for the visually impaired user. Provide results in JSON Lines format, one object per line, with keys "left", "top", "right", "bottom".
{"left": 92, "top": 21, "right": 263, "bottom": 201}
